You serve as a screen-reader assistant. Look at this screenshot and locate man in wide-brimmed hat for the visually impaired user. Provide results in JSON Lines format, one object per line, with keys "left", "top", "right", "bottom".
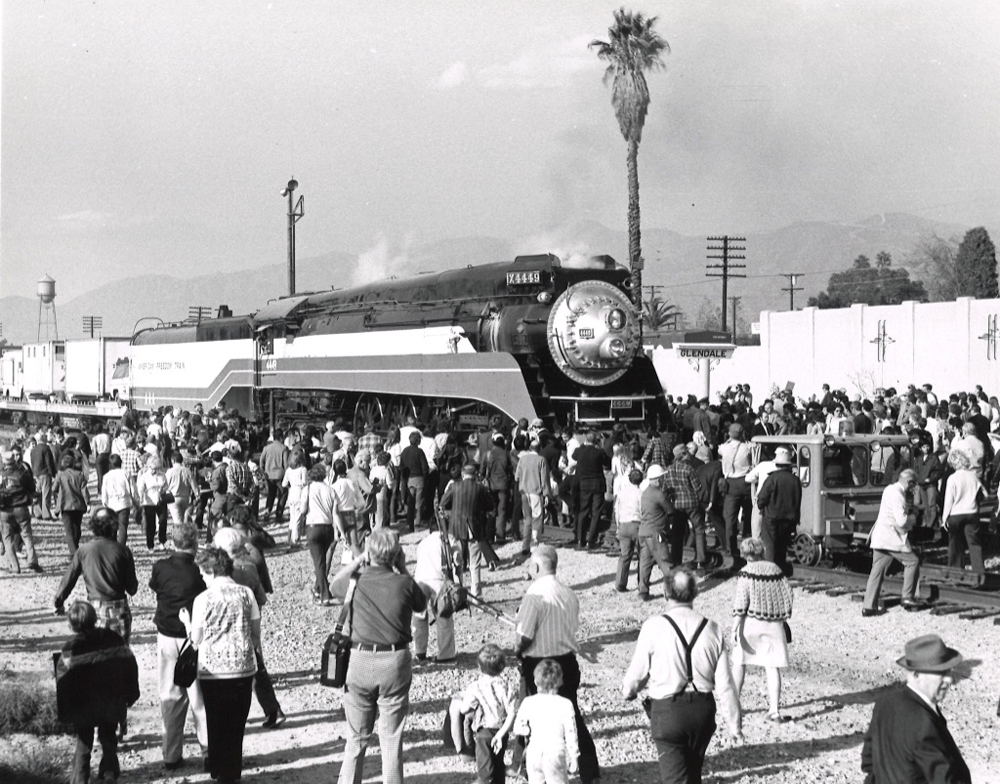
{"left": 861, "top": 634, "right": 970, "bottom": 784}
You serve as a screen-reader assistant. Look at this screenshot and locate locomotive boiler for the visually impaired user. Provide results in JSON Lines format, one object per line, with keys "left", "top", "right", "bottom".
{"left": 129, "top": 253, "right": 665, "bottom": 430}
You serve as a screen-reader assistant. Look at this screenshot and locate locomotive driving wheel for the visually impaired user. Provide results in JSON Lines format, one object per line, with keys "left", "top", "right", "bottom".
{"left": 354, "top": 394, "right": 384, "bottom": 434}
{"left": 383, "top": 396, "right": 418, "bottom": 430}
{"left": 792, "top": 533, "right": 824, "bottom": 566}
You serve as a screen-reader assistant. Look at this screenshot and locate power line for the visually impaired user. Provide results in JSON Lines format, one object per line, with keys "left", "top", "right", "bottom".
{"left": 705, "top": 236, "right": 746, "bottom": 332}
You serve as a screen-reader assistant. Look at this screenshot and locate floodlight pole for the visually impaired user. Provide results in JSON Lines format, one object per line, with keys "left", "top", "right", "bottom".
{"left": 284, "top": 178, "right": 305, "bottom": 296}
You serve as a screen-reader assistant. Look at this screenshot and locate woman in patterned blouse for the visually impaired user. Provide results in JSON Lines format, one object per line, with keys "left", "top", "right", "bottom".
{"left": 730, "top": 537, "right": 794, "bottom": 722}
{"left": 182, "top": 547, "right": 260, "bottom": 784}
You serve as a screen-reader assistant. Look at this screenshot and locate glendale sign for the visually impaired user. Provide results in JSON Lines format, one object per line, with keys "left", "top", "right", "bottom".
{"left": 675, "top": 344, "right": 736, "bottom": 360}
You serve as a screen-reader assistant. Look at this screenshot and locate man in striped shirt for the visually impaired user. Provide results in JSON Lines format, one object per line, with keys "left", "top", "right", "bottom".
{"left": 510, "top": 545, "right": 600, "bottom": 784}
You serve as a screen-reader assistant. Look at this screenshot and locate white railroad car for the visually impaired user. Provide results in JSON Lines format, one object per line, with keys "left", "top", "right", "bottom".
{"left": 65, "top": 337, "right": 131, "bottom": 401}
{"left": 22, "top": 341, "right": 67, "bottom": 398}
{"left": 0, "top": 347, "right": 24, "bottom": 399}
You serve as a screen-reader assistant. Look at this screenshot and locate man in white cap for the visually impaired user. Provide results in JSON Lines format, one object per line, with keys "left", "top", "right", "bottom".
{"left": 755, "top": 447, "right": 801, "bottom": 575}
{"left": 861, "top": 634, "right": 969, "bottom": 783}
{"left": 637, "top": 464, "right": 676, "bottom": 601}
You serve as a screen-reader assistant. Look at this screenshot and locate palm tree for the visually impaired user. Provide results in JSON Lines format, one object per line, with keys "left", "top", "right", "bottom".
{"left": 590, "top": 8, "right": 669, "bottom": 305}
{"left": 641, "top": 294, "right": 680, "bottom": 332}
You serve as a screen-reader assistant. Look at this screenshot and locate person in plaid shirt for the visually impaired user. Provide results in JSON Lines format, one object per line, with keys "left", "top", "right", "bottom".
{"left": 662, "top": 444, "right": 708, "bottom": 572}
{"left": 226, "top": 447, "right": 253, "bottom": 506}
{"left": 357, "top": 422, "right": 383, "bottom": 457}
{"left": 120, "top": 437, "right": 144, "bottom": 529}
{"left": 641, "top": 428, "right": 670, "bottom": 469}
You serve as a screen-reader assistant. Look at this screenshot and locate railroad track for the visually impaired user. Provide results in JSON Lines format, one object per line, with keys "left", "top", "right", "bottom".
{"left": 790, "top": 563, "right": 1000, "bottom": 622}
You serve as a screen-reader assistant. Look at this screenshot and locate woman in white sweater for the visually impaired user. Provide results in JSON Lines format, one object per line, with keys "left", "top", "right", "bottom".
{"left": 942, "top": 449, "right": 984, "bottom": 573}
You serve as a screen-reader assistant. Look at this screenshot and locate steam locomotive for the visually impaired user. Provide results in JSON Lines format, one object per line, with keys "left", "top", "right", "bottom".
{"left": 129, "top": 253, "right": 665, "bottom": 430}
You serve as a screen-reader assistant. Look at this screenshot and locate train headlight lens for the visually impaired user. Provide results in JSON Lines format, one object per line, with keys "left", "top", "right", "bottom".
{"left": 608, "top": 338, "right": 626, "bottom": 358}
{"left": 608, "top": 308, "right": 626, "bottom": 330}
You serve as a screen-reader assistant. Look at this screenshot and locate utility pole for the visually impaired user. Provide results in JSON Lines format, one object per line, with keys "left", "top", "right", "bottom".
{"left": 781, "top": 272, "right": 804, "bottom": 310}
{"left": 706, "top": 236, "right": 746, "bottom": 331}
{"left": 82, "top": 316, "right": 103, "bottom": 338}
{"left": 729, "top": 296, "right": 741, "bottom": 343}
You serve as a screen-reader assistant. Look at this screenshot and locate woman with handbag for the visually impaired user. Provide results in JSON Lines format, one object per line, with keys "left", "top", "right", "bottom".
{"left": 180, "top": 547, "right": 259, "bottom": 784}
{"left": 942, "top": 449, "right": 985, "bottom": 573}
{"left": 730, "top": 537, "right": 793, "bottom": 723}
{"left": 137, "top": 456, "right": 169, "bottom": 552}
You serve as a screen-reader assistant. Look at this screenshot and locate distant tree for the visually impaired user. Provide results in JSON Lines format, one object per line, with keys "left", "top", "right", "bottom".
{"left": 640, "top": 294, "right": 681, "bottom": 332}
{"left": 807, "top": 251, "right": 928, "bottom": 308}
{"left": 954, "top": 227, "right": 998, "bottom": 298}
{"left": 694, "top": 297, "right": 749, "bottom": 335}
{"left": 590, "top": 9, "right": 669, "bottom": 304}
{"left": 908, "top": 234, "right": 960, "bottom": 301}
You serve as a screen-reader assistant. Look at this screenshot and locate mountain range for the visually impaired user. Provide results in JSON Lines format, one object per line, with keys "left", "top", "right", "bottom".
{"left": 0, "top": 213, "right": 971, "bottom": 344}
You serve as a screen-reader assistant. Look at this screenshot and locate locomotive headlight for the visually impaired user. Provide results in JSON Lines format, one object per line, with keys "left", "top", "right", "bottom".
{"left": 607, "top": 308, "right": 627, "bottom": 330}
{"left": 605, "top": 338, "right": 627, "bottom": 359}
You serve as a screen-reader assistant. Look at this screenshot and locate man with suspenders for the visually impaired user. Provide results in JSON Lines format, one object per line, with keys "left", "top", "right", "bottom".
{"left": 621, "top": 568, "right": 743, "bottom": 783}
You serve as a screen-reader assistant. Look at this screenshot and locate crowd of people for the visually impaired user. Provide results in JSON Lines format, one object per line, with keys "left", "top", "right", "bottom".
{"left": 0, "top": 379, "right": 988, "bottom": 783}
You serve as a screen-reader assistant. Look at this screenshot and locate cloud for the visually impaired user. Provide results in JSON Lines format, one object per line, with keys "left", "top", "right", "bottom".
{"left": 479, "top": 35, "right": 595, "bottom": 90}
{"left": 52, "top": 210, "right": 113, "bottom": 228}
{"left": 432, "top": 61, "right": 468, "bottom": 90}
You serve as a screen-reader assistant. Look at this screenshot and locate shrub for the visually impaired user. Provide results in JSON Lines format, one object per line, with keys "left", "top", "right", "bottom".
{"left": 0, "top": 739, "right": 71, "bottom": 783}
{"left": 0, "top": 671, "right": 64, "bottom": 736}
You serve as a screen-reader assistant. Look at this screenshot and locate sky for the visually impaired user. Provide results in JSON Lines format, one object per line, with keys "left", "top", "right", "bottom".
{"left": 2, "top": 0, "right": 999, "bottom": 302}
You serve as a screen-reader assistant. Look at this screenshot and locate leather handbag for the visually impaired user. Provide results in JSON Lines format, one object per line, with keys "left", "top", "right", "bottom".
{"left": 320, "top": 575, "right": 358, "bottom": 688}
{"left": 173, "top": 638, "right": 198, "bottom": 688}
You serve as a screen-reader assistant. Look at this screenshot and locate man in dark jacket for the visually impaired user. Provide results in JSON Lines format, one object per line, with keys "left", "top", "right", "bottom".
{"left": 55, "top": 508, "right": 139, "bottom": 643}
{"left": 861, "top": 634, "right": 969, "bottom": 784}
{"left": 755, "top": 447, "right": 802, "bottom": 574}
{"left": 399, "top": 431, "right": 430, "bottom": 533}
{"left": 149, "top": 522, "right": 209, "bottom": 769}
{"left": 259, "top": 430, "right": 289, "bottom": 523}
{"left": 572, "top": 432, "right": 611, "bottom": 550}
{"left": 31, "top": 432, "right": 57, "bottom": 520}
{"left": 481, "top": 434, "right": 513, "bottom": 542}
{"left": 911, "top": 434, "right": 943, "bottom": 530}
{"left": 440, "top": 464, "right": 494, "bottom": 596}
{"left": 637, "top": 464, "right": 676, "bottom": 601}
{"left": 57, "top": 600, "right": 140, "bottom": 784}
{"left": 0, "top": 449, "right": 42, "bottom": 573}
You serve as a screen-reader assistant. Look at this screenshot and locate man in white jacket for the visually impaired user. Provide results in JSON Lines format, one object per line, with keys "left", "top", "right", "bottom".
{"left": 862, "top": 469, "right": 926, "bottom": 617}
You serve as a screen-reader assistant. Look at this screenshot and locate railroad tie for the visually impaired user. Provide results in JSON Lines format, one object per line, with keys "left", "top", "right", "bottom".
{"left": 958, "top": 608, "right": 1000, "bottom": 621}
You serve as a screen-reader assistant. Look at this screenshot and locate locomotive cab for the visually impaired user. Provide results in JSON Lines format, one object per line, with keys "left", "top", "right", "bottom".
{"left": 752, "top": 433, "right": 912, "bottom": 565}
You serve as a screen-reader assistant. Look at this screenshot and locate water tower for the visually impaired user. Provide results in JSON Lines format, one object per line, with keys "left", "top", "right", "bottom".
{"left": 37, "top": 274, "right": 59, "bottom": 341}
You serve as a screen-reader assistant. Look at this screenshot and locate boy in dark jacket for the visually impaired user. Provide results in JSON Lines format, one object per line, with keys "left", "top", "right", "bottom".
{"left": 56, "top": 600, "right": 139, "bottom": 783}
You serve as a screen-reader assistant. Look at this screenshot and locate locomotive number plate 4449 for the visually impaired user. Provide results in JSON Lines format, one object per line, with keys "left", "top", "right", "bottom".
{"left": 611, "top": 399, "right": 632, "bottom": 409}
{"left": 506, "top": 270, "right": 541, "bottom": 285}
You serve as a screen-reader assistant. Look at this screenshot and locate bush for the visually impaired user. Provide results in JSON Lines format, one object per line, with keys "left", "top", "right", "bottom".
{"left": 0, "top": 671, "right": 64, "bottom": 736}
{"left": 0, "top": 740, "right": 71, "bottom": 783}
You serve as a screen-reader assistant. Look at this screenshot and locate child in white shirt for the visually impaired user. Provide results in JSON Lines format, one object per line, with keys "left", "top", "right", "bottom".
{"left": 450, "top": 644, "right": 516, "bottom": 784}
{"left": 513, "top": 659, "right": 579, "bottom": 784}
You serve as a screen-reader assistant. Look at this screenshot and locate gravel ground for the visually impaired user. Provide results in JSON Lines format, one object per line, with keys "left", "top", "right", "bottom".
{"left": 2, "top": 515, "right": 999, "bottom": 784}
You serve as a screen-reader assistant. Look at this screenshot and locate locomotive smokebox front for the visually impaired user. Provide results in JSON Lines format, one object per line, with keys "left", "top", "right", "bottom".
{"left": 545, "top": 280, "right": 641, "bottom": 386}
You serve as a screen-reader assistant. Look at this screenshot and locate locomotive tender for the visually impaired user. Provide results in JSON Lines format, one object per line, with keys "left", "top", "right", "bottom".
{"left": 130, "top": 253, "right": 665, "bottom": 430}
